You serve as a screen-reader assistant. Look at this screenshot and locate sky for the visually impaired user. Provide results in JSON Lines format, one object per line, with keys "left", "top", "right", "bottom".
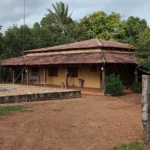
{"left": 0, "top": 0, "right": 150, "bottom": 34}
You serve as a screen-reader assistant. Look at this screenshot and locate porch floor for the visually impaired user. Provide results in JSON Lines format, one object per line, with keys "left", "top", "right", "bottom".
{"left": 0, "top": 84, "right": 81, "bottom": 104}
{"left": 30, "top": 84, "right": 103, "bottom": 96}
{"left": 29, "top": 84, "right": 132, "bottom": 96}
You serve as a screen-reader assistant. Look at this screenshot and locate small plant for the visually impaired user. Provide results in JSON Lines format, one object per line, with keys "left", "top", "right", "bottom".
{"left": 131, "top": 82, "right": 142, "bottom": 93}
{"left": 105, "top": 74, "right": 123, "bottom": 96}
{"left": 109, "top": 141, "right": 150, "bottom": 150}
{"left": 0, "top": 105, "right": 27, "bottom": 116}
{"left": 48, "top": 146, "right": 53, "bottom": 150}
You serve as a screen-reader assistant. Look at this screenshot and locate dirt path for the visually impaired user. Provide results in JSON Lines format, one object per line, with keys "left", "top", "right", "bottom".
{"left": 0, "top": 93, "right": 143, "bottom": 150}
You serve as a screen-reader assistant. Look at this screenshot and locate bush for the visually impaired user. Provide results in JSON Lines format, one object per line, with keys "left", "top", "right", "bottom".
{"left": 105, "top": 74, "right": 123, "bottom": 96}
{"left": 131, "top": 82, "right": 142, "bottom": 93}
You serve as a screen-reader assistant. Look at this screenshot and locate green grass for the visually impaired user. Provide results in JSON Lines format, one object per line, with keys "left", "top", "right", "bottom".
{"left": 0, "top": 105, "right": 27, "bottom": 116}
{"left": 109, "top": 141, "right": 150, "bottom": 150}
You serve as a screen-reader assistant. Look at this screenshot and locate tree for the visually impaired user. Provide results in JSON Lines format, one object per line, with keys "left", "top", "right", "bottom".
{"left": 0, "top": 25, "right": 4, "bottom": 56}
{"left": 77, "top": 11, "right": 125, "bottom": 41}
{"left": 123, "top": 16, "right": 148, "bottom": 45}
{"left": 135, "top": 28, "right": 150, "bottom": 73}
{"left": 46, "top": 1, "right": 73, "bottom": 33}
{"left": 4, "top": 24, "right": 32, "bottom": 58}
{"left": 41, "top": 13, "right": 76, "bottom": 45}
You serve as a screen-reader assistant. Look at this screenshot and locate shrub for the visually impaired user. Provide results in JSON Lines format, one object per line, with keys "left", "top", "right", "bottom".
{"left": 105, "top": 74, "right": 123, "bottom": 96}
{"left": 131, "top": 82, "right": 142, "bottom": 93}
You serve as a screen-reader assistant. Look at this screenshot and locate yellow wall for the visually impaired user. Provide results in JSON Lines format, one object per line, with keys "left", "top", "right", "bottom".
{"left": 46, "top": 67, "right": 66, "bottom": 85}
{"left": 26, "top": 49, "right": 100, "bottom": 56}
{"left": 77, "top": 66, "right": 101, "bottom": 88}
{"left": 26, "top": 48, "right": 132, "bottom": 56}
{"left": 40, "top": 65, "right": 101, "bottom": 88}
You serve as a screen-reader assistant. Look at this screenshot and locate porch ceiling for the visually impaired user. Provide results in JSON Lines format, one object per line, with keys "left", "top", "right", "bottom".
{"left": 2, "top": 52, "right": 137, "bottom": 67}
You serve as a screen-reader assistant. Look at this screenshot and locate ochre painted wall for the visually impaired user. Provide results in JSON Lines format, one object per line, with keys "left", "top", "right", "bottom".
{"left": 77, "top": 66, "right": 101, "bottom": 88}
{"left": 37, "top": 65, "right": 101, "bottom": 88}
{"left": 46, "top": 67, "right": 66, "bottom": 85}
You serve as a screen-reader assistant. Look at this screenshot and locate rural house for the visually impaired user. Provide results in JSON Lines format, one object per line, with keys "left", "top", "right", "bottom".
{"left": 2, "top": 39, "right": 138, "bottom": 94}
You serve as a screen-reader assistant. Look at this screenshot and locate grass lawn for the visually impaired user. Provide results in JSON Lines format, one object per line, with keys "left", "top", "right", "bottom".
{"left": 0, "top": 105, "right": 27, "bottom": 116}
{"left": 109, "top": 141, "right": 150, "bottom": 150}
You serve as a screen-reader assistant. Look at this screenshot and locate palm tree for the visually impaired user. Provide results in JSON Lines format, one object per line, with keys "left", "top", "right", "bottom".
{"left": 46, "top": 1, "right": 73, "bottom": 32}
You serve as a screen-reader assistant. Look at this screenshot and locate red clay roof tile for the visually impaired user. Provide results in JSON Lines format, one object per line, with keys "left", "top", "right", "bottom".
{"left": 24, "top": 39, "right": 134, "bottom": 53}
{"left": 2, "top": 52, "right": 137, "bottom": 66}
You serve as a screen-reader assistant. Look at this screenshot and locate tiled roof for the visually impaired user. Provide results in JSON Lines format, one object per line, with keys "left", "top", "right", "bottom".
{"left": 2, "top": 52, "right": 137, "bottom": 66}
{"left": 104, "top": 52, "right": 137, "bottom": 64}
{"left": 24, "top": 39, "right": 134, "bottom": 53}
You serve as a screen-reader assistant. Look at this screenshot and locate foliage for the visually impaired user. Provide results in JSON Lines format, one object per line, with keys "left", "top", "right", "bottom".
{"left": 131, "top": 82, "right": 142, "bottom": 93}
{"left": 46, "top": 1, "right": 73, "bottom": 32}
{"left": 0, "top": 105, "right": 27, "bottom": 116}
{"left": 4, "top": 24, "right": 31, "bottom": 58}
{"left": 109, "top": 141, "right": 150, "bottom": 150}
{"left": 77, "top": 11, "right": 125, "bottom": 41}
{"left": 0, "top": 26, "right": 4, "bottom": 56}
{"left": 134, "top": 28, "right": 150, "bottom": 73}
{"left": 105, "top": 74, "right": 123, "bottom": 96}
{"left": 122, "top": 16, "right": 148, "bottom": 45}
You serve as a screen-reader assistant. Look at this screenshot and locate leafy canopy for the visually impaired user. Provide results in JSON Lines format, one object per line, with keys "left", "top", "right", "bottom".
{"left": 135, "top": 28, "right": 150, "bottom": 73}
{"left": 46, "top": 1, "right": 73, "bottom": 29}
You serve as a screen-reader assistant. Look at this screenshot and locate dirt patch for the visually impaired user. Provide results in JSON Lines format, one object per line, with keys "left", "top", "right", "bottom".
{"left": 0, "top": 93, "right": 143, "bottom": 150}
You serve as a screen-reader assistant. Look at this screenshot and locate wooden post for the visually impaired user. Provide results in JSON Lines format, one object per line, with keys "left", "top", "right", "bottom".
{"left": 44, "top": 66, "right": 46, "bottom": 87}
{"left": 12, "top": 68, "right": 15, "bottom": 84}
{"left": 135, "top": 67, "right": 138, "bottom": 83}
{"left": 65, "top": 67, "right": 68, "bottom": 89}
{"left": 21, "top": 73, "right": 24, "bottom": 84}
{"left": 101, "top": 66, "right": 105, "bottom": 95}
{"left": 142, "top": 75, "right": 150, "bottom": 141}
{"left": 26, "top": 68, "right": 29, "bottom": 85}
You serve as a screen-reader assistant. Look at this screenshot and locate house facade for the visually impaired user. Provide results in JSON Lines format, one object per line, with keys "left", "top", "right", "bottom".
{"left": 2, "top": 39, "right": 138, "bottom": 93}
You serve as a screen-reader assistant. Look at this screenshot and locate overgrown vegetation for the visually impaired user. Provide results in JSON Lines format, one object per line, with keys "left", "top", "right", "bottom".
{"left": 109, "top": 141, "right": 150, "bottom": 150}
{"left": 131, "top": 82, "right": 142, "bottom": 93}
{"left": 0, "top": 105, "right": 27, "bottom": 116}
{"left": 105, "top": 74, "right": 123, "bottom": 96}
{"left": 135, "top": 28, "right": 150, "bottom": 73}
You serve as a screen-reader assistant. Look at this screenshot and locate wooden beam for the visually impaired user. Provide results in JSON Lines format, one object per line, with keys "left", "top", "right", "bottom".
{"left": 135, "top": 67, "right": 138, "bottom": 83}
{"left": 101, "top": 66, "right": 105, "bottom": 95}
{"left": 12, "top": 68, "right": 15, "bottom": 84}
{"left": 65, "top": 67, "right": 68, "bottom": 89}
{"left": 44, "top": 66, "right": 46, "bottom": 87}
{"left": 26, "top": 68, "right": 29, "bottom": 85}
{"left": 21, "top": 73, "right": 24, "bottom": 84}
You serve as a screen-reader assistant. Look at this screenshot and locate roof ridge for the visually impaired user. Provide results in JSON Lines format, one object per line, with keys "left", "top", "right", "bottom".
{"left": 96, "top": 38, "right": 103, "bottom": 47}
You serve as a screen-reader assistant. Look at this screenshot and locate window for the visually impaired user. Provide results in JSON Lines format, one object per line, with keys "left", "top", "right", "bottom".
{"left": 68, "top": 67, "right": 78, "bottom": 77}
{"left": 90, "top": 66, "right": 97, "bottom": 72}
{"left": 31, "top": 67, "right": 39, "bottom": 73}
{"left": 49, "top": 67, "right": 58, "bottom": 77}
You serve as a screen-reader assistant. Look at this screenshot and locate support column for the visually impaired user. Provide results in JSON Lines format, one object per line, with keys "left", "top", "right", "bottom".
{"left": 65, "top": 67, "right": 68, "bottom": 89}
{"left": 12, "top": 68, "right": 15, "bottom": 84}
{"left": 21, "top": 73, "right": 24, "bottom": 84}
{"left": 26, "top": 68, "right": 29, "bottom": 85}
{"left": 135, "top": 67, "right": 138, "bottom": 83}
{"left": 101, "top": 66, "right": 105, "bottom": 95}
{"left": 142, "top": 75, "right": 150, "bottom": 141}
{"left": 44, "top": 66, "right": 46, "bottom": 87}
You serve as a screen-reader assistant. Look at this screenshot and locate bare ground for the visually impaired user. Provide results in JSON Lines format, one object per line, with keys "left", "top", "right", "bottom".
{"left": 0, "top": 93, "right": 143, "bottom": 150}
